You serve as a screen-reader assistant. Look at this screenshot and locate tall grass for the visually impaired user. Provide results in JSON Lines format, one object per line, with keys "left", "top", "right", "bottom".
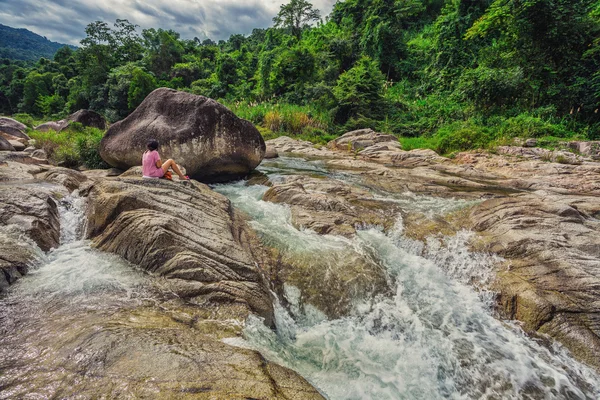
{"left": 28, "top": 123, "right": 108, "bottom": 168}
{"left": 224, "top": 100, "right": 333, "bottom": 141}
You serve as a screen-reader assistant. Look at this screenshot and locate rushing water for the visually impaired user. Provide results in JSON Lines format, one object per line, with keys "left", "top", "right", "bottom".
{"left": 0, "top": 194, "right": 162, "bottom": 398}
{"left": 1, "top": 157, "right": 599, "bottom": 399}
{"left": 215, "top": 156, "right": 600, "bottom": 400}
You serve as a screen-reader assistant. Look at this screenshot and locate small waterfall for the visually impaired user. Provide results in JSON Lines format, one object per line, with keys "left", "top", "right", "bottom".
{"left": 216, "top": 156, "right": 600, "bottom": 400}
{"left": 57, "top": 192, "right": 87, "bottom": 245}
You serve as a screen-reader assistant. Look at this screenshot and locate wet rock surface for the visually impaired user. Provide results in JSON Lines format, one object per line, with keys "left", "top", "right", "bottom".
{"left": 469, "top": 192, "right": 600, "bottom": 369}
{"left": 266, "top": 136, "right": 600, "bottom": 371}
{"left": 85, "top": 177, "right": 275, "bottom": 324}
{"left": 100, "top": 88, "right": 265, "bottom": 182}
{"left": 264, "top": 174, "right": 400, "bottom": 236}
{"left": 0, "top": 185, "right": 62, "bottom": 252}
{"left": 0, "top": 246, "right": 323, "bottom": 400}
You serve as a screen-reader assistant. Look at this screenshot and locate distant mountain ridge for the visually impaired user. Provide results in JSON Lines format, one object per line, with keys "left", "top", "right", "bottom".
{"left": 0, "top": 23, "right": 77, "bottom": 61}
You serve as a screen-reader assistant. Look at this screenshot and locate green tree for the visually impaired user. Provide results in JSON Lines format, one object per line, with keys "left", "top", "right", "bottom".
{"left": 333, "top": 56, "right": 386, "bottom": 123}
{"left": 273, "top": 0, "right": 321, "bottom": 39}
{"left": 19, "top": 71, "right": 55, "bottom": 115}
{"left": 128, "top": 67, "right": 157, "bottom": 110}
{"left": 143, "top": 28, "right": 184, "bottom": 77}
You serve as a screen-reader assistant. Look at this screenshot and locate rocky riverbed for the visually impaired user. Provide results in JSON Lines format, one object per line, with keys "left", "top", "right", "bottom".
{"left": 1, "top": 127, "right": 600, "bottom": 398}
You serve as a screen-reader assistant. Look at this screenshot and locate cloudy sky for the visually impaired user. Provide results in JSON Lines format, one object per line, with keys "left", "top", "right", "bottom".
{"left": 0, "top": 0, "right": 337, "bottom": 45}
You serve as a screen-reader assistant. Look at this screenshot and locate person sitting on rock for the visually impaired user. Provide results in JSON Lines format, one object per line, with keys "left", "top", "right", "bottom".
{"left": 142, "top": 139, "right": 189, "bottom": 181}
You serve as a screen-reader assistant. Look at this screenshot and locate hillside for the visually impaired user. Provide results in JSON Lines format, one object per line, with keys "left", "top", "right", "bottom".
{"left": 0, "top": 23, "right": 76, "bottom": 61}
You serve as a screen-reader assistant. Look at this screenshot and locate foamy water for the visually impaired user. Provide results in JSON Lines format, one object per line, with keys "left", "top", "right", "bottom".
{"left": 216, "top": 157, "right": 600, "bottom": 400}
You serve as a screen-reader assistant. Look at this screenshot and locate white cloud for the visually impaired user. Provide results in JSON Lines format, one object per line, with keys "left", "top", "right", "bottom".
{"left": 0, "top": 0, "right": 337, "bottom": 45}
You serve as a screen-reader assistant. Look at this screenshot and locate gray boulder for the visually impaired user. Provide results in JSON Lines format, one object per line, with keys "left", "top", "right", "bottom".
{"left": 8, "top": 140, "right": 25, "bottom": 151}
{"left": 60, "top": 109, "right": 106, "bottom": 131}
{"left": 0, "top": 185, "right": 61, "bottom": 252}
{"left": 0, "top": 136, "right": 15, "bottom": 151}
{"left": 0, "top": 125, "right": 29, "bottom": 142}
{"left": 35, "top": 121, "right": 62, "bottom": 132}
{"left": 35, "top": 110, "right": 107, "bottom": 132}
{"left": 99, "top": 88, "right": 265, "bottom": 182}
{"left": 0, "top": 117, "right": 27, "bottom": 131}
{"left": 328, "top": 128, "right": 399, "bottom": 151}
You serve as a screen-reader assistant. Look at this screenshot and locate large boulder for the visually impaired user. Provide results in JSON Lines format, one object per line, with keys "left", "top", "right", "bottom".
{"left": 34, "top": 110, "right": 107, "bottom": 132}
{"left": 0, "top": 125, "right": 29, "bottom": 142}
{"left": 8, "top": 139, "right": 25, "bottom": 151}
{"left": 0, "top": 185, "right": 62, "bottom": 252}
{"left": 85, "top": 177, "right": 275, "bottom": 324}
{"left": 0, "top": 117, "right": 27, "bottom": 131}
{"left": 99, "top": 88, "right": 265, "bottom": 182}
{"left": 60, "top": 109, "right": 106, "bottom": 131}
{"left": 34, "top": 121, "right": 62, "bottom": 132}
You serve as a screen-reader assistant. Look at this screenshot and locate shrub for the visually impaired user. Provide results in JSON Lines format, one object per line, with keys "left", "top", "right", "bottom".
{"left": 456, "top": 66, "right": 524, "bottom": 110}
{"left": 433, "top": 121, "right": 491, "bottom": 154}
{"left": 496, "top": 114, "right": 569, "bottom": 138}
{"left": 12, "top": 113, "right": 36, "bottom": 129}
{"left": 264, "top": 111, "right": 283, "bottom": 132}
{"left": 29, "top": 126, "right": 108, "bottom": 169}
{"left": 333, "top": 56, "right": 387, "bottom": 124}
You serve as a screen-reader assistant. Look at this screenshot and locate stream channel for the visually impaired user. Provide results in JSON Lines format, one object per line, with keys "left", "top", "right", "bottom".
{"left": 1, "top": 156, "right": 599, "bottom": 399}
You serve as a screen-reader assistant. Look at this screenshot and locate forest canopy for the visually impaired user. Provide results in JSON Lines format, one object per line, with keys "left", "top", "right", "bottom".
{"left": 1, "top": 0, "right": 599, "bottom": 153}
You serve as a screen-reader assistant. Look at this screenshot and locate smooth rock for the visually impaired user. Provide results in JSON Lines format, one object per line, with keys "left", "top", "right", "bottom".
{"left": 0, "top": 136, "right": 15, "bottom": 151}
{"left": 100, "top": 88, "right": 265, "bottom": 182}
{"left": 264, "top": 175, "right": 400, "bottom": 236}
{"left": 0, "top": 125, "right": 29, "bottom": 142}
{"left": 34, "top": 110, "right": 107, "bottom": 133}
{"left": 262, "top": 175, "right": 394, "bottom": 317}
{"left": 469, "top": 193, "right": 600, "bottom": 370}
{"left": 37, "top": 167, "right": 88, "bottom": 192}
{"left": 0, "top": 184, "right": 62, "bottom": 252}
{"left": 0, "top": 234, "right": 39, "bottom": 293}
{"left": 85, "top": 178, "right": 275, "bottom": 324}
{"left": 81, "top": 168, "right": 123, "bottom": 180}
{"left": 35, "top": 121, "right": 62, "bottom": 132}
{"left": 0, "top": 117, "right": 27, "bottom": 131}
{"left": 328, "top": 128, "right": 399, "bottom": 151}
{"left": 59, "top": 109, "right": 106, "bottom": 131}
{"left": 8, "top": 140, "right": 25, "bottom": 151}
{"left": 265, "top": 146, "right": 279, "bottom": 159}
{"left": 266, "top": 136, "right": 337, "bottom": 158}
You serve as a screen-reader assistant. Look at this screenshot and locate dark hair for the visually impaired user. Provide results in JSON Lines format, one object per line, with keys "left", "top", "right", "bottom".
{"left": 147, "top": 139, "right": 159, "bottom": 151}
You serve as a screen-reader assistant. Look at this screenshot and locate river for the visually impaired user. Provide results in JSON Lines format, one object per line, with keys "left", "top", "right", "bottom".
{"left": 0, "top": 156, "right": 599, "bottom": 399}
{"left": 215, "top": 156, "right": 600, "bottom": 400}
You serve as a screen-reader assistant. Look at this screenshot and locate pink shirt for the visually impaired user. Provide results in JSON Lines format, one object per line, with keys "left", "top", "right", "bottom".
{"left": 142, "top": 150, "right": 164, "bottom": 178}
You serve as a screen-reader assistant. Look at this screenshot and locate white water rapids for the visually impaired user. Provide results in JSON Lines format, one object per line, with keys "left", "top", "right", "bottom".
{"left": 0, "top": 157, "right": 599, "bottom": 399}
{"left": 214, "top": 156, "right": 600, "bottom": 400}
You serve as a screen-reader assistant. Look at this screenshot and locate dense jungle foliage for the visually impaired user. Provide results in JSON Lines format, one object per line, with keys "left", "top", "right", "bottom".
{"left": 2, "top": 0, "right": 600, "bottom": 154}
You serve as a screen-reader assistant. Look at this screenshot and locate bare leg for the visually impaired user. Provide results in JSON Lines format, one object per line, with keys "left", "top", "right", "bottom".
{"left": 162, "top": 159, "right": 186, "bottom": 179}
